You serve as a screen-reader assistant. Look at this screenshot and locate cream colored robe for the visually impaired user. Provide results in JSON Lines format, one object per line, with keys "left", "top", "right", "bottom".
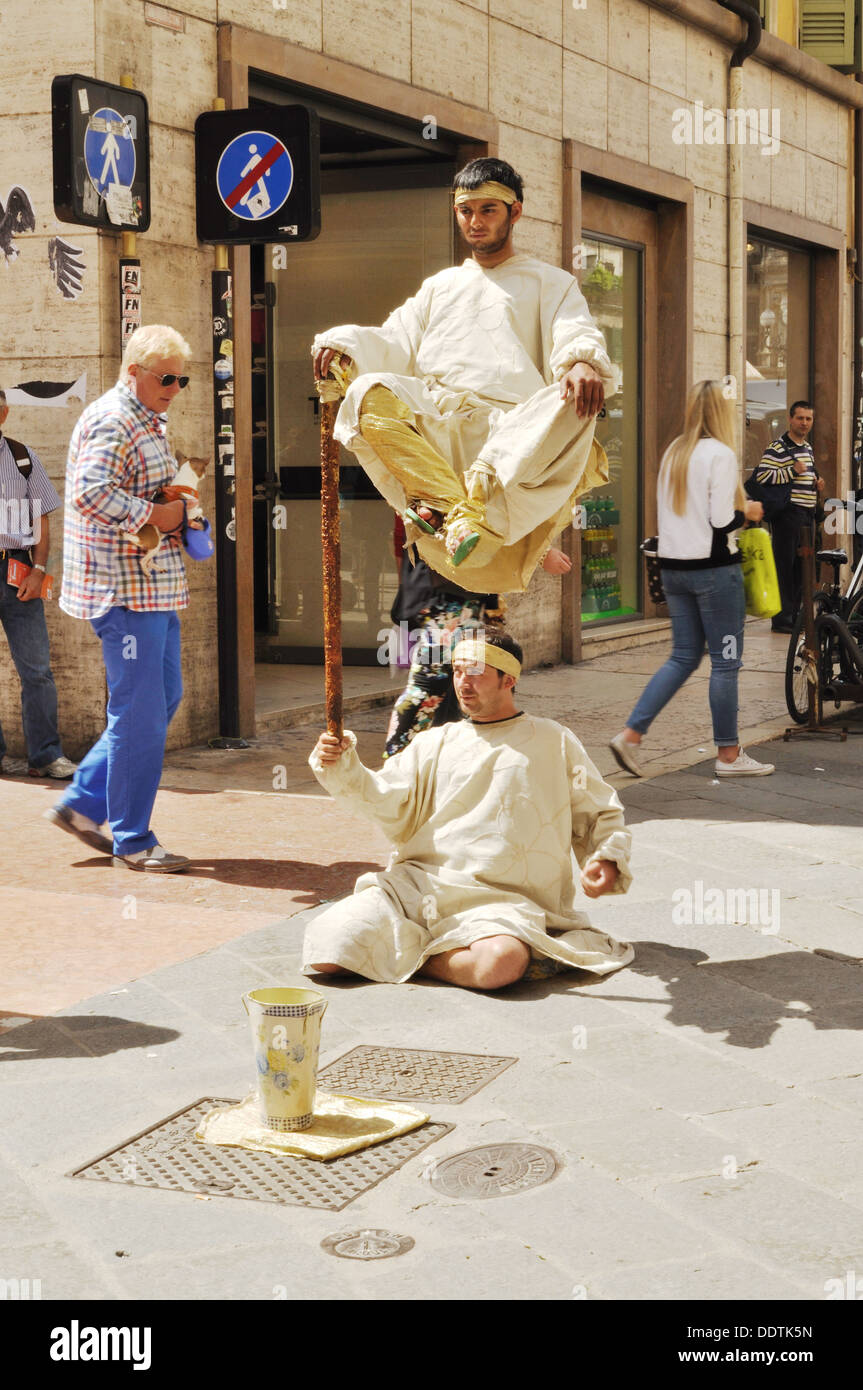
{"left": 311, "top": 253, "right": 616, "bottom": 592}
{"left": 302, "top": 714, "right": 634, "bottom": 984}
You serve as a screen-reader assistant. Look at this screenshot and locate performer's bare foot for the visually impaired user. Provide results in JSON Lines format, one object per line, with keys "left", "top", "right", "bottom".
{"left": 418, "top": 936, "right": 530, "bottom": 990}
{"left": 444, "top": 514, "right": 482, "bottom": 566}
{"left": 306, "top": 962, "right": 355, "bottom": 976}
{"left": 404, "top": 503, "right": 444, "bottom": 534}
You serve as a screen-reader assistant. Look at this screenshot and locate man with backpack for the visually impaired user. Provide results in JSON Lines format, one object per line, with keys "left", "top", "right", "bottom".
{"left": 0, "top": 389, "right": 76, "bottom": 778}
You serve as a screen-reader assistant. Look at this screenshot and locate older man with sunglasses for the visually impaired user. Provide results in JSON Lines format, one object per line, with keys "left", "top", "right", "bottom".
{"left": 46, "top": 325, "right": 196, "bottom": 872}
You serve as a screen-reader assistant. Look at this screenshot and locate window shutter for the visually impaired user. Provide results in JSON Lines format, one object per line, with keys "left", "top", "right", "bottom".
{"left": 799, "top": 0, "right": 857, "bottom": 68}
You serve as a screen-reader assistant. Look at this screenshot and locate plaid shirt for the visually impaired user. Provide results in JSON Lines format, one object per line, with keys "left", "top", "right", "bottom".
{"left": 59, "top": 382, "right": 189, "bottom": 620}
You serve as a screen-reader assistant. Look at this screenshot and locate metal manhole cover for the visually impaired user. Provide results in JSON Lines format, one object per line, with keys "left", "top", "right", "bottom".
{"left": 321, "top": 1229, "right": 414, "bottom": 1260}
{"left": 69, "top": 1098, "right": 453, "bottom": 1213}
{"left": 426, "top": 1143, "right": 560, "bottom": 1199}
{"left": 317, "top": 1046, "right": 517, "bottom": 1103}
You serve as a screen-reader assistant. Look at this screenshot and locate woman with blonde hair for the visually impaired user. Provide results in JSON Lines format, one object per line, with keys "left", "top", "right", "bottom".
{"left": 610, "top": 380, "right": 773, "bottom": 777}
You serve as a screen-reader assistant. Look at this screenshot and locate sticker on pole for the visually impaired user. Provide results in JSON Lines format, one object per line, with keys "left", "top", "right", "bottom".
{"left": 216, "top": 132, "right": 293, "bottom": 223}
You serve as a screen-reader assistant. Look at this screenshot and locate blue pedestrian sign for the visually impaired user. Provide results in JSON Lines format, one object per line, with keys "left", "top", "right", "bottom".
{"left": 84, "top": 107, "right": 136, "bottom": 195}
{"left": 216, "top": 131, "right": 293, "bottom": 222}
{"left": 52, "top": 75, "right": 150, "bottom": 231}
{"left": 195, "top": 105, "right": 319, "bottom": 245}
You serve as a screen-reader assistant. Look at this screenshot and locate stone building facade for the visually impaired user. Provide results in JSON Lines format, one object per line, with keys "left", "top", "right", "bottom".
{"left": 0, "top": 0, "right": 858, "bottom": 756}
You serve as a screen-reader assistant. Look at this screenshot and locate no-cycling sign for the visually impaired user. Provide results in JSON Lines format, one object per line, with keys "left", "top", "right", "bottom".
{"left": 217, "top": 132, "right": 292, "bottom": 221}
{"left": 195, "top": 105, "right": 320, "bottom": 245}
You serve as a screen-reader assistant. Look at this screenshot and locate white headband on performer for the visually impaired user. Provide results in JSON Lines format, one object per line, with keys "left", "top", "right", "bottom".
{"left": 451, "top": 639, "right": 521, "bottom": 679}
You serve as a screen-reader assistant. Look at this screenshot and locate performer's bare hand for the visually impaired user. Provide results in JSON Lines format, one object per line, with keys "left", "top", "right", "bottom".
{"left": 581, "top": 858, "right": 619, "bottom": 898}
{"left": 542, "top": 547, "right": 572, "bottom": 575}
{"left": 314, "top": 348, "right": 352, "bottom": 382}
{"left": 314, "top": 731, "right": 351, "bottom": 764}
{"left": 560, "top": 362, "right": 605, "bottom": 418}
{"left": 743, "top": 499, "right": 763, "bottom": 523}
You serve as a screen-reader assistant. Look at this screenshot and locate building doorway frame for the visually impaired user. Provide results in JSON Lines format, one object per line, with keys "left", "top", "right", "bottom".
{"left": 563, "top": 141, "right": 693, "bottom": 661}
{"left": 218, "top": 23, "right": 497, "bottom": 735}
{"left": 743, "top": 199, "right": 844, "bottom": 503}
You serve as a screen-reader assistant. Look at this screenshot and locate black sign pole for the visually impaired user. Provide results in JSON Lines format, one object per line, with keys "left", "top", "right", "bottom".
{"left": 212, "top": 253, "right": 240, "bottom": 740}
{"left": 193, "top": 103, "right": 320, "bottom": 746}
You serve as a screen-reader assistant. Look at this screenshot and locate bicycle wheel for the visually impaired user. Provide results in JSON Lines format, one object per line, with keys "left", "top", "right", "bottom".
{"left": 842, "top": 591, "right": 863, "bottom": 680}
{"left": 785, "top": 597, "right": 828, "bottom": 723}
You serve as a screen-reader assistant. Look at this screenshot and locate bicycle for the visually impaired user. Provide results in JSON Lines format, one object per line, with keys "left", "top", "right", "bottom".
{"left": 785, "top": 544, "right": 863, "bottom": 722}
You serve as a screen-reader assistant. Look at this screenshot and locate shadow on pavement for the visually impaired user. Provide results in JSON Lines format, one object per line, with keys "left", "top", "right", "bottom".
{"left": 187, "top": 859, "right": 384, "bottom": 898}
{"left": 0, "top": 1015, "right": 180, "bottom": 1062}
{"left": 586, "top": 941, "right": 863, "bottom": 1049}
{"left": 58, "top": 857, "right": 384, "bottom": 901}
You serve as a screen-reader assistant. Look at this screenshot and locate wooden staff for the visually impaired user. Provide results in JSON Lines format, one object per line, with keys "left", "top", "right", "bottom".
{"left": 320, "top": 397, "right": 343, "bottom": 737}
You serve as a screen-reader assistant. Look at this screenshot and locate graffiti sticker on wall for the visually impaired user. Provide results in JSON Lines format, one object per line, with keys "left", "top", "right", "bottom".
{"left": 48, "top": 237, "right": 86, "bottom": 299}
{"left": 0, "top": 185, "right": 35, "bottom": 262}
{"left": 4, "top": 374, "right": 87, "bottom": 408}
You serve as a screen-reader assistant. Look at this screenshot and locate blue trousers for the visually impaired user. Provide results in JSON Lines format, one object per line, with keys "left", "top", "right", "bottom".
{"left": 59, "top": 608, "right": 183, "bottom": 855}
{"left": 0, "top": 551, "right": 63, "bottom": 767}
{"left": 627, "top": 564, "right": 745, "bottom": 748}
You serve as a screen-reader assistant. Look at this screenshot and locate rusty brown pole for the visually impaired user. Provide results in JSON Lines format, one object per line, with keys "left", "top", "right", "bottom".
{"left": 320, "top": 398, "right": 343, "bottom": 738}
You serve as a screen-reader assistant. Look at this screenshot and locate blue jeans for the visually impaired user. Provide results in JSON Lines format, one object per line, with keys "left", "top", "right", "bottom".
{"left": 58, "top": 608, "right": 183, "bottom": 854}
{"left": 0, "top": 551, "right": 63, "bottom": 767}
{"left": 627, "top": 564, "right": 745, "bottom": 748}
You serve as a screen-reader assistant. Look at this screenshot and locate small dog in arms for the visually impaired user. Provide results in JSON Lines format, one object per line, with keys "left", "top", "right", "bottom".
{"left": 124, "top": 453, "right": 209, "bottom": 574}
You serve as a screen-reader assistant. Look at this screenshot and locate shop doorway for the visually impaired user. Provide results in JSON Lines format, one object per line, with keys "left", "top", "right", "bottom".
{"left": 248, "top": 101, "right": 457, "bottom": 666}
{"left": 580, "top": 189, "right": 659, "bottom": 626}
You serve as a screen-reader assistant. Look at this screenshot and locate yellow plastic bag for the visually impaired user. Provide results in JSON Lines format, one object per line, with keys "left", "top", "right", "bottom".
{"left": 737, "top": 526, "right": 781, "bottom": 619}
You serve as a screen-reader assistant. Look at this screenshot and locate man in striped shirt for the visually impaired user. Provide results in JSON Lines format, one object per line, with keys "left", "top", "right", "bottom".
{"left": 752, "top": 400, "right": 823, "bottom": 633}
{"left": 0, "top": 391, "right": 76, "bottom": 778}
{"left": 45, "top": 325, "right": 195, "bottom": 873}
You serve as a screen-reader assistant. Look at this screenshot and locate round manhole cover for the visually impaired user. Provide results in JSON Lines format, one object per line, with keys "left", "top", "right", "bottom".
{"left": 426, "top": 1143, "right": 559, "bottom": 1199}
{"left": 321, "top": 1229, "right": 415, "bottom": 1261}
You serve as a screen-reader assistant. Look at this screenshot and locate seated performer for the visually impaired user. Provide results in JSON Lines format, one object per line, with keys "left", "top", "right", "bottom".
{"left": 312, "top": 157, "right": 612, "bottom": 594}
{"left": 303, "top": 632, "right": 633, "bottom": 991}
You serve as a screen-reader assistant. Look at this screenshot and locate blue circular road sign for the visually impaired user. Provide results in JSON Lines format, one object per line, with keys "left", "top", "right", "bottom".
{"left": 84, "top": 107, "right": 136, "bottom": 195}
{"left": 216, "top": 131, "right": 293, "bottom": 223}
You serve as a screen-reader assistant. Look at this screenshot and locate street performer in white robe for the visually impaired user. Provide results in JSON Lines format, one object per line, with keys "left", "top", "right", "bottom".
{"left": 312, "top": 157, "right": 613, "bottom": 594}
{"left": 303, "top": 632, "right": 633, "bottom": 991}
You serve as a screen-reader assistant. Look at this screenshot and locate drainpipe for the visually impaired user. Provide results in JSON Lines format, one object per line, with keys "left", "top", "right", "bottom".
{"left": 854, "top": 76, "right": 863, "bottom": 565}
{"left": 718, "top": 3, "right": 762, "bottom": 459}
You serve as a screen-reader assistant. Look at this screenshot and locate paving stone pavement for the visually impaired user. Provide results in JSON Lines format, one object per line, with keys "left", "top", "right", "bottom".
{"left": 2, "top": 618, "right": 863, "bottom": 1305}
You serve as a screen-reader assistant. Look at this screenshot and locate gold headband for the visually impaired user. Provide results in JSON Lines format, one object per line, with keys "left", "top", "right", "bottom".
{"left": 451, "top": 639, "right": 521, "bottom": 679}
{"left": 453, "top": 181, "right": 518, "bottom": 207}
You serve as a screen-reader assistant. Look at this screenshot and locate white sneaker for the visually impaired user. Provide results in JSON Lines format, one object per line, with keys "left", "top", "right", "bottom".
{"left": 609, "top": 731, "right": 644, "bottom": 776}
{"left": 715, "top": 748, "right": 774, "bottom": 777}
{"left": 29, "top": 755, "right": 77, "bottom": 779}
{"left": 114, "top": 844, "right": 190, "bottom": 873}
